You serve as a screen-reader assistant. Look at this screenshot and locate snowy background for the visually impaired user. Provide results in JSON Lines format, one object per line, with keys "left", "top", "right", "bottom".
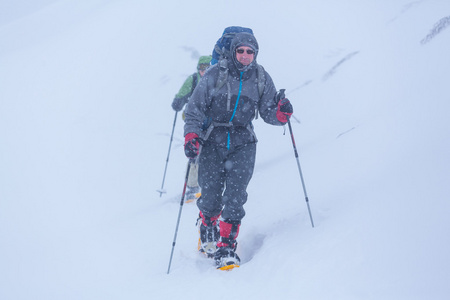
{"left": 1, "top": 0, "right": 450, "bottom": 299}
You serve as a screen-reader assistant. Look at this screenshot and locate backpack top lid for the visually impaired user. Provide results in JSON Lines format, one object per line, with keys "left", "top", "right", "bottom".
{"left": 211, "top": 26, "right": 254, "bottom": 65}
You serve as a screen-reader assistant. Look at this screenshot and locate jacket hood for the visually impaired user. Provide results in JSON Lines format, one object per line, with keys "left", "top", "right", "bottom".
{"left": 197, "top": 55, "right": 212, "bottom": 70}
{"left": 230, "top": 32, "right": 259, "bottom": 72}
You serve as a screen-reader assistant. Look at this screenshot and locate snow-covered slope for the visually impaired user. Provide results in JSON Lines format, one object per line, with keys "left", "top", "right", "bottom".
{"left": 1, "top": 1, "right": 449, "bottom": 299}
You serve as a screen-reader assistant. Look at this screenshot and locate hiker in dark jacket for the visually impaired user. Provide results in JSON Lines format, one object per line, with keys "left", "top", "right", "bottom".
{"left": 210, "top": 26, "right": 253, "bottom": 65}
{"left": 183, "top": 32, "right": 293, "bottom": 269}
{"left": 172, "top": 55, "right": 211, "bottom": 202}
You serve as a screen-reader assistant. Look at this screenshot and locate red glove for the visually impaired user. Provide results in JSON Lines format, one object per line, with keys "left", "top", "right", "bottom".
{"left": 184, "top": 133, "right": 200, "bottom": 159}
{"left": 276, "top": 98, "right": 293, "bottom": 123}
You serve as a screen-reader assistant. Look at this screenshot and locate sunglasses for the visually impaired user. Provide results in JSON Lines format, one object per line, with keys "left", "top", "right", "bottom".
{"left": 198, "top": 64, "right": 210, "bottom": 71}
{"left": 236, "top": 48, "right": 255, "bottom": 55}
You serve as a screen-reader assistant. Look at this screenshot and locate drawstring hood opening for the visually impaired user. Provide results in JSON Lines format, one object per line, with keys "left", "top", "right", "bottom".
{"left": 230, "top": 32, "right": 259, "bottom": 72}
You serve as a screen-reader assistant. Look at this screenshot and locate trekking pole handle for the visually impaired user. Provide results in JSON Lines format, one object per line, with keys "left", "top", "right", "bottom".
{"left": 276, "top": 89, "right": 286, "bottom": 103}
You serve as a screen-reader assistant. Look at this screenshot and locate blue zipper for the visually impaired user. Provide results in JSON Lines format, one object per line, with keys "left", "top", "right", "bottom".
{"left": 227, "top": 71, "right": 244, "bottom": 150}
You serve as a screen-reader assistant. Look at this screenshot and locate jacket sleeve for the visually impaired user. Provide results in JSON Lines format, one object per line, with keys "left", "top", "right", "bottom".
{"left": 258, "top": 71, "right": 286, "bottom": 126}
{"left": 183, "top": 69, "right": 216, "bottom": 138}
{"left": 171, "top": 75, "right": 194, "bottom": 111}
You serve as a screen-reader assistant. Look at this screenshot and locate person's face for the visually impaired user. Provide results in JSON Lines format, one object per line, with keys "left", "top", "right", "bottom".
{"left": 198, "top": 64, "right": 209, "bottom": 77}
{"left": 235, "top": 46, "right": 255, "bottom": 66}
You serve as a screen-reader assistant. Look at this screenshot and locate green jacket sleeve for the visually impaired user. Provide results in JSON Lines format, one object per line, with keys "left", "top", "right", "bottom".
{"left": 171, "top": 74, "right": 196, "bottom": 111}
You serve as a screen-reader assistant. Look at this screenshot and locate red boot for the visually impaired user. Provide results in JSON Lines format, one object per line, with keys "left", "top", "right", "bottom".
{"left": 215, "top": 220, "right": 241, "bottom": 270}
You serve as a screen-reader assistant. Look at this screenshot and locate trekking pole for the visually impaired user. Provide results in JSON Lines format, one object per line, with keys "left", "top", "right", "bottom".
{"left": 287, "top": 119, "right": 315, "bottom": 228}
{"left": 166, "top": 146, "right": 202, "bottom": 274}
{"left": 158, "top": 111, "right": 178, "bottom": 197}
{"left": 279, "top": 89, "right": 314, "bottom": 228}
{"left": 167, "top": 158, "right": 191, "bottom": 274}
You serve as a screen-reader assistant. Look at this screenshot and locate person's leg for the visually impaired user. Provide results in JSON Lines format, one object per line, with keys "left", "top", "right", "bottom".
{"left": 185, "top": 161, "right": 201, "bottom": 202}
{"left": 215, "top": 143, "right": 256, "bottom": 268}
{"left": 196, "top": 145, "right": 226, "bottom": 255}
{"left": 187, "top": 161, "right": 199, "bottom": 188}
{"left": 196, "top": 145, "right": 226, "bottom": 217}
{"left": 221, "top": 143, "right": 256, "bottom": 221}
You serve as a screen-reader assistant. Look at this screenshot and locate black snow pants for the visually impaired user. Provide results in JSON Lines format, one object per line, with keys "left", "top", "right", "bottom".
{"left": 197, "top": 142, "right": 256, "bottom": 222}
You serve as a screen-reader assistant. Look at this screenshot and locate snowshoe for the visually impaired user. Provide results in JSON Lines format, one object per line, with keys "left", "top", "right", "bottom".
{"left": 215, "top": 246, "right": 240, "bottom": 270}
{"left": 185, "top": 186, "right": 201, "bottom": 203}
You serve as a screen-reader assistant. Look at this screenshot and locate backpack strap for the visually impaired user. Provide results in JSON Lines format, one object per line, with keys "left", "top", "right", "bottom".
{"left": 214, "top": 58, "right": 233, "bottom": 111}
{"left": 256, "top": 64, "right": 265, "bottom": 98}
{"left": 214, "top": 59, "right": 266, "bottom": 118}
{"left": 254, "top": 64, "right": 265, "bottom": 119}
{"left": 215, "top": 58, "right": 229, "bottom": 91}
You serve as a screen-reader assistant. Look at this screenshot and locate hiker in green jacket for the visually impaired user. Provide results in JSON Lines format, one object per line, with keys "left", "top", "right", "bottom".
{"left": 172, "top": 55, "right": 212, "bottom": 202}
